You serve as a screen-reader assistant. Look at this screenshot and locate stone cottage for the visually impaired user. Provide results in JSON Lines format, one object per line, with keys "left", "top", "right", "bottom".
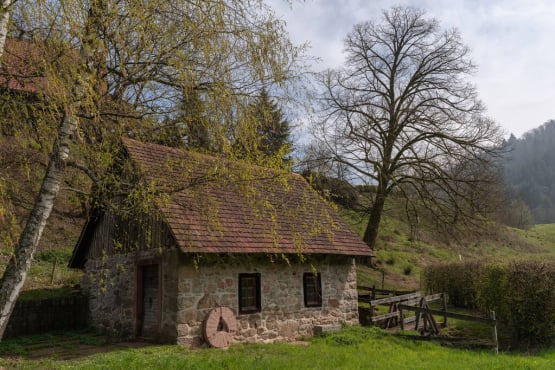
{"left": 69, "top": 138, "right": 374, "bottom": 346}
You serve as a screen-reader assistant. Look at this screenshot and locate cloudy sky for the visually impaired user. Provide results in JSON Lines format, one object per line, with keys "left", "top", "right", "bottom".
{"left": 268, "top": 0, "right": 555, "bottom": 138}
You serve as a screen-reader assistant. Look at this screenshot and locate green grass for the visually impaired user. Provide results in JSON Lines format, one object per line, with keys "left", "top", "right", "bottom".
{"left": 18, "top": 286, "right": 76, "bottom": 300}
{"left": 0, "top": 246, "right": 81, "bottom": 300}
{"left": 1, "top": 326, "right": 553, "bottom": 369}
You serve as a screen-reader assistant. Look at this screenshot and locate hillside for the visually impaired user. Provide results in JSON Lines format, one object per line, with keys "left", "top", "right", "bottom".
{"left": 2, "top": 159, "right": 555, "bottom": 297}
{"left": 503, "top": 120, "right": 555, "bottom": 223}
{"left": 342, "top": 202, "right": 555, "bottom": 292}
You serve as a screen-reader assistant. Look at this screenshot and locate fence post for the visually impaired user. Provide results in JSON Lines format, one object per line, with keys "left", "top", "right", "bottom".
{"left": 442, "top": 293, "right": 448, "bottom": 327}
{"left": 399, "top": 306, "right": 405, "bottom": 331}
{"left": 490, "top": 310, "right": 498, "bottom": 354}
{"left": 414, "top": 297, "right": 424, "bottom": 331}
{"left": 50, "top": 257, "right": 58, "bottom": 285}
{"left": 372, "top": 285, "right": 376, "bottom": 301}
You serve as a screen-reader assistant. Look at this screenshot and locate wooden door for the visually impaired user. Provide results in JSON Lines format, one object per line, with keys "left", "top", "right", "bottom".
{"left": 138, "top": 264, "right": 159, "bottom": 338}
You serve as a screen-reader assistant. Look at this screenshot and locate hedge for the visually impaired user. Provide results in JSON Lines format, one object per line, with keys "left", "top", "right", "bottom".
{"left": 423, "top": 259, "right": 555, "bottom": 345}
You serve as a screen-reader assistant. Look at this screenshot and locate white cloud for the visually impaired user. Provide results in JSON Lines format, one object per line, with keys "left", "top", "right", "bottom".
{"left": 269, "top": 0, "right": 555, "bottom": 137}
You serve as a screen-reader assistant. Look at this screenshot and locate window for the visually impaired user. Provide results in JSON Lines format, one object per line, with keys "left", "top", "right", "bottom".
{"left": 303, "top": 272, "right": 322, "bottom": 307}
{"left": 238, "top": 273, "right": 261, "bottom": 314}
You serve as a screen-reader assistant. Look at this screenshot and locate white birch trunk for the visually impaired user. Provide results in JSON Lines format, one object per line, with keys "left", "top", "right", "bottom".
{"left": 0, "top": 0, "right": 12, "bottom": 60}
{"left": 0, "top": 0, "right": 98, "bottom": 339}
{"left": 0, "top": 110, "right": 78, "bottom": 338}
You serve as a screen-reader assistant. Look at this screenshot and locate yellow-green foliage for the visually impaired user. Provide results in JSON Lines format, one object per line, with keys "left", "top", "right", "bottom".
{"left": 424, "top": 259, "right": 555, "bottom": 344}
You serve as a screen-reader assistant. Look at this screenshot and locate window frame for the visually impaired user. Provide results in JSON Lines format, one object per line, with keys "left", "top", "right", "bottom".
{"left": 238, "top": 273, "right": 261, "bottom": 314}
{"left": 303, "top": 272, "right": 323, "bottom": 307}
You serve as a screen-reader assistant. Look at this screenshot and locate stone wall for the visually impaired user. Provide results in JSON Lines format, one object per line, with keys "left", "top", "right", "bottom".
{"left": 175, "top": 255, "right": 359, "bottom": 346}
{"left": 81, "top": 251, "right": 360, "bottom": 346}
{"left": 81, "top": 249, "right": 178, "bottom": 342}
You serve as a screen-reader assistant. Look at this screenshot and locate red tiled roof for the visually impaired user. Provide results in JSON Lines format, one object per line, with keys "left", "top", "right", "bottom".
{"left": 0, "top": 38, "right": 49, "bottom": 94}
{"left": 123, "top": 138, "right": 374, "bottom": 257}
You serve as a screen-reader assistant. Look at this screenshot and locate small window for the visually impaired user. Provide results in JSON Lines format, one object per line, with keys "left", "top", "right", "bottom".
{"left": 238, "top": 273, "right": 261, "bottom": 314}
{"left": 303, "top": 272, "right": 322, "bottom": 307}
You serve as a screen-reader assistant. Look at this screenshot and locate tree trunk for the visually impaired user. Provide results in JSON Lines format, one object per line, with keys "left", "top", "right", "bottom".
{"left": 0, "top": 1, "right": 13, "bottom": 60}
{"left": 0, "top": 0, "right": 102, "bottom": 340}
{"left": 0, "top": 111, "right": 76, "bottom": 339}
{"left": 363, "top": 188, "right": 387, "bottom": 249}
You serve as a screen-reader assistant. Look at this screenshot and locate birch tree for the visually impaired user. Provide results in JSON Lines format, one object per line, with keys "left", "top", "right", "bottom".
{"left": 314, "top": 7, "right": 503, "bottom": 249}
{"left": 0, "top": 1, "right": 14, "bottom": 59}
{"left": 0, "top": 0, "right": 105, "bottom": 338}
{"left": 0, "top": 0, "right": 305, "bottom": 339}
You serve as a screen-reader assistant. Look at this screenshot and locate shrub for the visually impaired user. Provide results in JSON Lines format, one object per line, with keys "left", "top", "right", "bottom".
{"left": 423, "top": 259, "right": 555, "bottom": 345}
{"left": 422, "top": 260, "right": 483, "bottom": 308}
{"left": 403, "top": 264, "right": 413, "bottom": 275}
{"left": 476, "top": 263, "right": 509, "bottom": 320}
{"left": 504, "top": 260, "right": 555, "bottom": 344}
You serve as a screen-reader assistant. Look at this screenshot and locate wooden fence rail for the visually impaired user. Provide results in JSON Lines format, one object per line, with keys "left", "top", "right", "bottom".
{"left": 358, "top": 286, "right": 416, "bottom": 301}
{"left": 358, "top": 290, "right": 498, "bottom": 354}
{"left": 359, "top": 287, "right": 499, "bottom": 353}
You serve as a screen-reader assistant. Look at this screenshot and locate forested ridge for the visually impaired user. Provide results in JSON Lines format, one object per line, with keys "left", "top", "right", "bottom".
{"left": 503, "top": 120, "right": 555, "bottom": 224}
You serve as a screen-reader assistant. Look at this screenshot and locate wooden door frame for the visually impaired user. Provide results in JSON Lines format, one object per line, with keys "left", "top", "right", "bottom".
{"left": 135, "top": 259, "right": 162, "bottom": 337}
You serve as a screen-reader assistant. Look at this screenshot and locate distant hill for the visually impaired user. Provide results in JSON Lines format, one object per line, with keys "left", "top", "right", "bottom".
{"left": 503, "top": 120, "right": 555, "bottom": 224}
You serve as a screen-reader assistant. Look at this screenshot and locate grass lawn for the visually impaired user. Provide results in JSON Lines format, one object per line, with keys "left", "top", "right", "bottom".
{"left": 1, "top": 326, "right": 553, "bottom": 369}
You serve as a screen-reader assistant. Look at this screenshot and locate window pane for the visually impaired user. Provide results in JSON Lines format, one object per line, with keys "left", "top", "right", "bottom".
{"left": 239, "top": 274, "right": 260, "bottom": 313}
{"left": 304, "top": 273, "right": 322, "bottom": 307}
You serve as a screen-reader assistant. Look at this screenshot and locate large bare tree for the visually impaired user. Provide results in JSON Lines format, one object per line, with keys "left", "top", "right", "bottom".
{"left": 314, "top": 7, "right": 503, "bottom": 249}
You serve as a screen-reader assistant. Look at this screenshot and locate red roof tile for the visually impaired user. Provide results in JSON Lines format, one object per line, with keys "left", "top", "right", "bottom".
{"left": 0, "top": 38, "right": 49, "bottom": 94}
{"left": 123, "top": 138, "right": 374, "bottom": 257}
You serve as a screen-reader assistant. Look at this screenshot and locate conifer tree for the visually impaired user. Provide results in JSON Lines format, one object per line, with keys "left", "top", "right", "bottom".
{"left": 251, "top": 88, "right": 292, "bottom": 160}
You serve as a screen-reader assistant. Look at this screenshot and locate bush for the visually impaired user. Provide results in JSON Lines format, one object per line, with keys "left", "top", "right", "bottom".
{"left": 422, "top": 260, "right": 483, "bottom": 308}
{"left": 476, "top": 263, "right": 509, "bottom": 320}
{"left": 423, "top": 259, "right": 555, "bottom": 345}
{"left": 505, "top": 260, "right": 555, "bottom": 344}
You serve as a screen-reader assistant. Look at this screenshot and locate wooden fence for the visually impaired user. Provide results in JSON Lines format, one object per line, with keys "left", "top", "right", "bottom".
{"left": 358, "top": 288, "right": 498, "bottom": 353}
{"left": 358, "top": 289, "right": 423, "bottom": 329}
{"left": 358, "top": 285, "right": 416, "bottom": 302}
{"left": 4, "top": 294, "right": 88, "bottom": 338}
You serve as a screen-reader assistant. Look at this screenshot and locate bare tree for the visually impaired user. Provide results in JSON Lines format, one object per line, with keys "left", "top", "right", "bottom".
{"left": 314, "top": 7, "right": 503, "bottom": 249}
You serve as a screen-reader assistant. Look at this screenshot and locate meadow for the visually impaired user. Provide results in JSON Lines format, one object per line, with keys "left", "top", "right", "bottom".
{"left": 1, "top": 326, "right": 554, "bottom": 369}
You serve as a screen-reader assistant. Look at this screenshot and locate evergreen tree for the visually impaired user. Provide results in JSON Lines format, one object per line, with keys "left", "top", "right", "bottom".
{"left": 503, "top": 120, "right": 555, "bottom": 223}
{"left": 251, "top": 88, "right": 292, "bottom": 160}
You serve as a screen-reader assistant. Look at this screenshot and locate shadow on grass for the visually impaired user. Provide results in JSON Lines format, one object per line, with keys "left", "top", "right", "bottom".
{"left": 0, "top": 328, "right": 155, "bottom": 360}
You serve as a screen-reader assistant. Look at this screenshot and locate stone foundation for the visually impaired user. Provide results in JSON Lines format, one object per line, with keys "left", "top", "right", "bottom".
{"left": 81, "top": 252, "right": 360, "bottom": 346}
{"left": 175, "top": 255, "right": 359, "bottom": 346}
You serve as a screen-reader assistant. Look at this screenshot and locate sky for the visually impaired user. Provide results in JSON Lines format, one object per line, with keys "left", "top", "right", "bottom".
{"left": 268, "top": 0, "right": 555, "bottom": 139}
